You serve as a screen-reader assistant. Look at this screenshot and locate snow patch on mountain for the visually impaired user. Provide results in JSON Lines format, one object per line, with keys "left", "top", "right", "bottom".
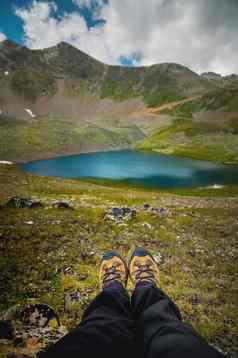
{"left": 0, "top": 161, "right": 13, "bottom": 165}
{"left": 25, "top": 108, "right": 36, "bottom": 118}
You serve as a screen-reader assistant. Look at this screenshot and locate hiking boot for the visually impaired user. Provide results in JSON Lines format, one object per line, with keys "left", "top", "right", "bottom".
{"left": 128, "top": 247, "right": 160, "bottom": 287}
{"left": 99, "top": 250, "right": 128, "bottom": 289}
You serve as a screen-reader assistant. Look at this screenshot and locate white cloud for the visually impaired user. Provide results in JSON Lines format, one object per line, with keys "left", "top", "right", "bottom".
{"left": 0, "top": 32, "right": 6, "bottom": 42}
{"left": 15, "top": 1, "right": 89, "bottom": 50}
{"left": 15, "top": 0, "right": 238, "bottom": 75}
{"left": 73, "top": 0, "right": 105, "bottom": 11}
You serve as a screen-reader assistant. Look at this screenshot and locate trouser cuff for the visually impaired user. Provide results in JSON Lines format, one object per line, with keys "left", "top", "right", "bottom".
{"left": 135, "top": 280, "right": 157, "bottom": 290}
{"left": 103, "top": 280, "right": 126, "bottom": 293}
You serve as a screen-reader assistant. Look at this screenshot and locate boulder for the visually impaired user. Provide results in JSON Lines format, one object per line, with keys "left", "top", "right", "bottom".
{"left": 106, "top": 207, "right": 137, "bottom": 222}
{"left": 121, "top": 207, "right": 132, "bottom": 215}
{"left": 5, "top": 197, "right": 43, "bottom": 209}
{"left": 111, "top": 207, "right": 122, "bottom": 217}
{"left": 21, "top": 304, "right": 60, "bottom": 328}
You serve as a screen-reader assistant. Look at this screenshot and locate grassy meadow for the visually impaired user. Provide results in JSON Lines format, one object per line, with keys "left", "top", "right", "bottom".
{"left": 0, "top": 164, "right": 237, "bottom": 356}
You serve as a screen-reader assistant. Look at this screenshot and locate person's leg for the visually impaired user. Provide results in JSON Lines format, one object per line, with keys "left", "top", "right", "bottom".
{"left": 129, "top": 248, "right": 224, "bottom": 358}
{"left": 42, "top": 251, "right": 135, "bottom": 358}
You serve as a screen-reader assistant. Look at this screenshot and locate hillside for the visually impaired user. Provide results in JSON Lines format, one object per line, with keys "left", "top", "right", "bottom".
{"left": 0, "top": 40, "right": 238, "bottom": 163}
{"left": 0, "top": 40, "right": 211, "bottom": 108}
{"left": 139, "top": 89, "right": 238, "bottom": 163}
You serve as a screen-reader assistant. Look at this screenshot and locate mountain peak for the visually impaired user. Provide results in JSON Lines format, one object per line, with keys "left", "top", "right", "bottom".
{"left": 202, "top": 72, "right": 238, "bottom": 88}
{"left": 0, "top": 39, "right": 25, "bottom": 50}
{"left": 42, "top": 41, "right": 86, "bottom": 53}
{"left": 57, "top": 41, "right": 74, "bottom": 48}
{"left": 0, "top": 39, "right": 31, "bottom": 71}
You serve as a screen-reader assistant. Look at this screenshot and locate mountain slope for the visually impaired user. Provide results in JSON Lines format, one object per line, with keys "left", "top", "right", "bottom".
{"left": 139, "top": 89, "right": 238, "bottom": 163}
{"left": 0, "top": 40, "right": 238, "bottom": 163}
{"left": 201, "top": 72, "right": 238, "bottom": 88}
{"left": 0, "top": 40, "right": 213, "bottom": 117}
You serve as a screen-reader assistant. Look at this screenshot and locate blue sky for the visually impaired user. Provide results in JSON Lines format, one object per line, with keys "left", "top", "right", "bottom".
{"left": 0, "top": 0, "right": 237, "bottom": 74}
{"left": 0, "top": 0, "right": 141, "bottom": 67}
{"left": 0, "top": 0, "right": 104, "bottom": 44}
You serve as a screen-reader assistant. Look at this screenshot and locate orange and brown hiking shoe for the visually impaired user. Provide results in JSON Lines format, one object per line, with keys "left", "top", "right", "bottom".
{"left": 128, "top": 247, "right": 160, "bottom": 287}
{"left": 99, "top": 250, "right": 128, "bottom": 290}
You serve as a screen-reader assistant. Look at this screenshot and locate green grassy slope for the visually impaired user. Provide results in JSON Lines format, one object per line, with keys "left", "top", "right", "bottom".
{"left": 99, "top": 62, "right": 212, "bottom": 106}
{"left": 8, "top": 62, "right": 207, "bottom": 107}
{"left": 0, "top": 117, "right": 145, "bottom": 162}
{"left": 139, "top": 90, "right": 238, "bottom": 163}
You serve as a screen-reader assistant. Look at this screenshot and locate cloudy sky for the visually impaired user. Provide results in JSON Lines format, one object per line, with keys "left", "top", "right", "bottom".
{"left": 0, "top": 0, "right": 237, "bottom": 74}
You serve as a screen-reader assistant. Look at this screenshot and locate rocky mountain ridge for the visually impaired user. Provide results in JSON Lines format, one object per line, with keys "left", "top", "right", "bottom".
{"left": 201, "top": 72, "right": 238, "bottom": 88}
{"left": 0, "top": 40, "right": 238, "bottom": 164}
{"left": 0, "top": 40, "right": 213, "bottom": 118}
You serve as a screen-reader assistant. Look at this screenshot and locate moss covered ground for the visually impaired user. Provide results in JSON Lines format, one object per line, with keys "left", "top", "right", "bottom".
{"left": 0, "top": 164, "right": 238, "bottom": 356}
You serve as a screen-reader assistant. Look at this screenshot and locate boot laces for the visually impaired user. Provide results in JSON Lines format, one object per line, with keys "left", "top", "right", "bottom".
{"left": 135, "top": 263, "right": 155, "bottom": 282}
{"left": 103, "top": 264, "right": 122, "bottom": 285}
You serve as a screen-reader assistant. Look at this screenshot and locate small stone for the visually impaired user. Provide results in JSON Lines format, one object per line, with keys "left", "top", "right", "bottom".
{"left": 64, "top": 292, "right": 82, "bottom": 311}
{"left": 143, "top": 203, "right": 150, "bottom": 210}
{"left": 29, "top": 201, "right": 43, "bottom": 209}
{"left": 191, "top": 294, "right": 200, "bottom": 306}
{"left": 25, "top": 221, "right": 34, "bottom": 225}
{"left": 13, "top": 337, "right": 25, "bottom": 347}
{"left": 52, "top": 201, "right": 73, "bottom": 209}
{"left": 153, "top": 252, "right": 162, "bottom": 264}
{"left": 121, "top": 207, "right": 131, "bottom": 215}
{"left": 48, "top": 220, "right": 61, "bottom": 225}
{"left": 143, "top": 223, "right": 152, "bottom": 230}
{"left": 63, "top": 267, "right": 72, "bottom": 274}
{"left": 80, "top": 250, "right": 96, "bottom": 262}
{"left": 150, "top": 207, "right": 169, "bottom": 217}
{"left": 106, "top": 207, "right": 137, "bottom": 222}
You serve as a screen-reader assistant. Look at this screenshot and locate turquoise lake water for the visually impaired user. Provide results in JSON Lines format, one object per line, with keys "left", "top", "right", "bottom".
{"left": 21, "top": 150, "right": 238, "bottom": 189}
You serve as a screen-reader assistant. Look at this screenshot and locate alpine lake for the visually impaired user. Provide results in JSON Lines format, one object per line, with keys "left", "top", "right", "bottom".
{"left": 21, "top": 150, "right": 238, "bottom": 189}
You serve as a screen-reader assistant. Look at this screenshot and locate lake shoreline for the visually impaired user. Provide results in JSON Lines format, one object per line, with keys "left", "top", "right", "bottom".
{"left": 3, "top": 145, "right": 238, "bottom": 166}
{"left": 21, "top": 150, "right": 238, "bottom": 192}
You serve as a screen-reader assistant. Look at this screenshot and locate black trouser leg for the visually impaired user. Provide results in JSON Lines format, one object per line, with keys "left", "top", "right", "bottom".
{"left": 43, "top": 282, "right": 135, "bottom": 358}
{"left": 131, "top": 282, "right": 224, "bottom": 358}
